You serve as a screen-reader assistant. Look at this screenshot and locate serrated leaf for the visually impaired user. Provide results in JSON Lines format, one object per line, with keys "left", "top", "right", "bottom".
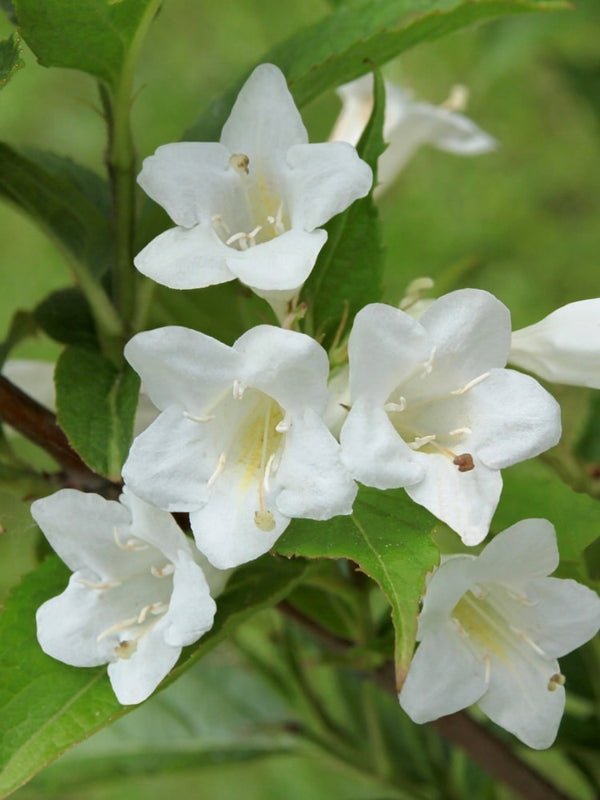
{"left": 54, "top": 347, "right": 139, "bottom": 479}
{"left": 187, "top": 0, "right": 569, "bottom": 141}
{"left": 34, "top": 288, "right": 97, "bottom": 350}
{"left": 302, "top": 69, "right": 385, "bottom": 347}
{"left": 0, "top": 552, "right": 309, "bottom": 797}
{"left": 493, "top": 459, "right": 600, "bottom": 572}
{"left": 277, "top": 486, "right": 440, "bottom": 686}
{"left": 0, "top": 145, "right": 113, "bottom": 279}
{"left": 13, "top": 0, "right": 160, "bottom": 91}
{"left": 0, "top": 31, "right": 23, "bottom": 88}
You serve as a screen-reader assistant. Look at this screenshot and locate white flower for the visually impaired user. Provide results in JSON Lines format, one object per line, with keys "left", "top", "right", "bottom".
{"left": 399, "top": 520, "right": 600, "bottom": 748}
{"left": 31, "top": 487, "right": 217, "bottom": 705}
{"left": 330, "top": 75, "right": 496, "bottom": 192}
{"left": 134, "top": 63, "right": 372, "bottom": 319}
{"left": 122, "top": 324, "right": 357, "bottom": 569}
{"left": 339, "top": 291, "right": 561, "bottom": 545}
{"left": 509, "top": 299, "right": 600, "bottom": 389}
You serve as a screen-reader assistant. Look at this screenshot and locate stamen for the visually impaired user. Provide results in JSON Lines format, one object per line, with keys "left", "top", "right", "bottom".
{"left": 385, "top": 398, "right": 407, "bottom": 413}
{"left": 408, "top": 434, "right": 436, "bottom": 451}
{"left": 229, "top": 153, "right": 249, "bottom": 175}
{"left": 274, "top": 204, "right": 285, "bottom": 235}
{"left": 226, "top": 231, "right": 250, "bottom": 247}
{"left": 207, "top": 452, "right": 227, "bottom": 489}
{"left": 113, "top": 527, "right": 149, "bottom": 552}
{"left": 137, "top": 602, "right": 169, "bottom": 625}
{"left": 449, "top": 427, "right": 472, "bottom": 437}
{"left": 275, "top": 418, "right": 291, "bottom": 433}
{"left": 484, "top": 654, "right": 492, "bottom": 684}
{"left": 75, "top": 577, "right": 121, "bottom": 590}
{"left": 509, "top": 626, "right": 547, "bottom": 656}
{"left": 151, "top": 564, "right": 175, "bottom": 578}
{"left": 421, "top": 347, "right": 437, "bottom": 377}
{"left": 183, "top": 410, "right": 215, "bottom": 423}
{"left": 547, "top": 673, "right": 566, "bottom": 692}
{"left": 97, "top": 615, "right": 139, "bottom": 643}
{"left": 263, "top": 453, "right": 276, "bottom": 493}
{"left": 211, "top": 214, "right": 231, "bottom": 236}
{"left": 453, "top": 453, "right": 475, "bottom": 472}
{"left": 451, "top": 372, "right": 490, "bottom": 395}
{"left": 246, "top": 224, "right": 262, "bottom": 243}
{"left": 233, "top": 380, "right": 246, "bottom": 399}
{"left": 440, "top": 85, "right": 469, "bottom": 112}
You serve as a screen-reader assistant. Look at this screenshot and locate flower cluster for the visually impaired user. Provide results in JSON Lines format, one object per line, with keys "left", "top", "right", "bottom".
{"left": 32, "top": 62, "right": 599, "bottom": 744}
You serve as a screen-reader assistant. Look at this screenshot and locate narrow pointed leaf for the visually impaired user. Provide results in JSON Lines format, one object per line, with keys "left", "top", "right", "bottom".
{"left": 0, "top": 31, "right": 23, "bottom": 88}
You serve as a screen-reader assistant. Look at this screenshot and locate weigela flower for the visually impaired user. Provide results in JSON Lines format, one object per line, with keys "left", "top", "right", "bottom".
{"left": 134, "top": 63, "right": 372, "bottom": 318}
{"left": 339, "top": 291, "right": 561, "bottom": 545}
{"left": 31, "top": 488, "right": 217, "bottom": 705}
{"left": 509, "top": 299, "right": 600, "bottom": 389}
{"left": 122, "top": 324, "right": 357, "bottom": 569}
{"left": 330, "top": 75, "right": 496, "bottom": 192}
{"left": 399, "top": 520, "right": 600, "bottom": 748}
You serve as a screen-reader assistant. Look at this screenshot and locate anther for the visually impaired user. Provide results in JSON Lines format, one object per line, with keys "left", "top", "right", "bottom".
{"left": 233, "top": 380, "right": 246, "bottom": 399}
{"left": 113, "top": 527, "right": 149, "bottom": 551}
{"left": 547, "top": 673, "right": 566, "bottom": 692}
{"left": 254, "top": 509, "right": 276, "bottom": 532}
{"left": 275, "top": 418, "right": 291, "bottom": 433}
{"left": 449, "top": 427, "right": 472, "bottom": 437}
{"left": 384, "top": 398, "right": 407, "bottom": 413}
{"left": 75, "top": 578, "right": 121, "bottom": 590}
{"left": 229, "top": 153, "right": 250, "bottom": 174}
{"left": 151, "top": 564, "right": 175, "bottom": 578}
{"left": 451, "top": 372, "right": 490, "bottom": 396}
{"left": 409, "top": 434, "right": 436, "bottom": 451}
{"left": 114, "top": 639, "right": 138, "bottom": 660}
{"left": 183, "top": 410, "right": 214, "bottom": 423}
{"left": 453, "top": 453, "right": 475, "bottom": 472}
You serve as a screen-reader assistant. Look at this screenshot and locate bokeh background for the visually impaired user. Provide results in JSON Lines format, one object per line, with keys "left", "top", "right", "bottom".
{"left": 1, "top": 1, "right": 599, "bottom": 798}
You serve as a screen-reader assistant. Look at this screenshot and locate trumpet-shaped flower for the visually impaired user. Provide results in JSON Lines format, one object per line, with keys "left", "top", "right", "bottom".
{"left": 399, "top": 520, "right": 600, "bottom": 748}
{"left": 340, "top": 291, "right": 561, "bottom": 545}
{"left": 509, "top": 299, "right": 600, "bottom": 389}
{"left": 134, "top": 63, "right": 372, "bottom": 318}
{"left": 122, "top": 324, "right": 357, "bottom": 569}
{"left": 330, "top": 75, "right": 496, "bottom": 192}
{"left": 31, "top": 488, "right": 217, "bottom": 705}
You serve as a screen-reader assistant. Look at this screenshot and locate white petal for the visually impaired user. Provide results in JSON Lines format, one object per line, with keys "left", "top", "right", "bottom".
{"left": 123, "top": 406, "right": 214, "bottom": 512}
{"left": 416, "top": 554, "right": 477, "bottom": 639}
{"left": 220, "top": 64, "right": 308, "bottom": 162}
{"left": 347, "top": 303, "right": 430, "bottom": 402}
{"left": 134, "top": 224, "right": 235, "bottom": 290}
{"left": 107, "top": 620, "right": 181, "bottom": 705}
{"left": 405, "top": 453, "right": 502, "bottom": 545}
{"left": 234, "top": 325, "right": 329, "bottom": 413}
{"left": 30, "top": 490, "right": 129, "bottom": 574}
{"left": 399, "top": 624, "right": 488, "bottom": 723}
{"left": 137, "top": 142, "right": 234, "bottom": 228}
{"left": 509, "top": 299, "right": 600, "bottom": 388}
{"left": 275, "top": 408, "right": 357, "bottom": 519}
{"left": 189, "top": 473, "right": 289, "bottom": 570}
{"left": 469, "top": 369, "right": 561, "bottom": 469}
{"left": 286, "top": 142, "right": 372, "bottom": 231}
{"left": 478, "top": 651, "right": 565, "bottom": 749}
{"left": 163, "top": 552, "right": 216, "bottom": 647}
{"left": 225, "top": 228, "right": 326, "bottom": 292}
{"left": 475, "top": 519, "right": 559, "bottom": 583}
{"left": 340, "top": 398, "right": 424, "bottom": 489}
{"left": 125, "top": 326, "right": 238, "bottom": 414}
{"left": 418, "top": 289, "right": 511, "bottom": 387}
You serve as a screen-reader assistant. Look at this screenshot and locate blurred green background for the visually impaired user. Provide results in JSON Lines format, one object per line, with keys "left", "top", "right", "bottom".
{"left": 1, "top": 1, "right": 599, "bottom": 798}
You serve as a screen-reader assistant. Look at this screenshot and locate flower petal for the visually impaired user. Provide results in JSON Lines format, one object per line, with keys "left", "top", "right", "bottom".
{"left": 475, "top": 519, "right": 559, "bottom": 582}
{"left": 275, "top": 408, "right": 357, "bottom": 519}
{"left": 417, "top": 554, "right": 477, "bottom": 638}
{"left": 399, "top": 624, "right": 488, "bottom": 723}
{"left": 134, "top": 224, "right": 235, "bottom": 290}
{"left": 286, "top": 141, "right": 372, "bottom": 231}
{"left": 125, "top": 326, "right": 238, "bottom": 414}
{"left": 469, "top": 368, "right": 561, "bottom": 469}
{"left": 405, "top": 453, "right": 502, "bottom": 545}
{"left": 220, "top": 64, "right": 308, "bottom": 162}
{"left": 340, "top": 397, "right": 425, "bottom": 489}
{"left": 509, "top": 299, "right": 600, "bottom": 389}
{"left": 163, "top": 552, "right": 216, "bottom": 647}
{"left": 137, "top": 142, "right": 234, "bottom": 228}
{"left": 234, "top": 325, "right": 329, "bottom": 413}
{"left": 225, "top": 227, "right": 327, "bottom": 292}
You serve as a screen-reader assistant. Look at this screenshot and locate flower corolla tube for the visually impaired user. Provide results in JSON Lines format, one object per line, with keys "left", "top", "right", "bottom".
{"left": 399, "top": 520, "right": 600, "bottom": 748}
{"left": 31, "top": 488, "right": 217, "bottom": 705}
{"left": 134, "top": 63, "right": 372, "bottom": 318}
{"left": 339, "top": 291, "right": 562, "bottom": 544}
{"left": 122, "top": 324, "right": 357, "bottom": 569}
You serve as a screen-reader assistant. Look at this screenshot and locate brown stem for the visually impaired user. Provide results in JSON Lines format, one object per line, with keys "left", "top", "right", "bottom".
{"left": 278, "top": 599, "right": 573, "bottom": 800}
{"left": 0, "top": 375, "right": 118, "bottom": 494}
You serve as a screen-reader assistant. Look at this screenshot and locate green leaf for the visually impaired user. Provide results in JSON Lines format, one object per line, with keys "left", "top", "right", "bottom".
{"left": 0, "top": 310, "right": 37, "bottom": 368}
{"left": 493, "top": 459, "right": 600, "bottom": 574}
{"left": 188, "top": 0, "right": 569, "bottom": 140}
{"left": 277, "top": 487, "right": 440, "bottom": 685}
{"left": 13, "top": 0, "right": 160, "bottom": 91}
{"left": 0, "top": 553, "right": 309, "bottom": 797}
{"left": 0, "top": 145, "right": 113, "bottom": 279}
{"left": 54, "top": 347, "right": 140, "bottom": 479}
{"left": 302, "top": 69, "right": 385, "bottom": 347}
{"left": 34, "top": 288, "right": 97, "bottom": 350}
{"left": 0, "top": 31, "right": 23, "bottom": 88}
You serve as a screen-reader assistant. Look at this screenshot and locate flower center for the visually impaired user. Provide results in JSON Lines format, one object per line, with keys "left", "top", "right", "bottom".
{"left": 211, "top": 153, "right": 289, "bottom": 251}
